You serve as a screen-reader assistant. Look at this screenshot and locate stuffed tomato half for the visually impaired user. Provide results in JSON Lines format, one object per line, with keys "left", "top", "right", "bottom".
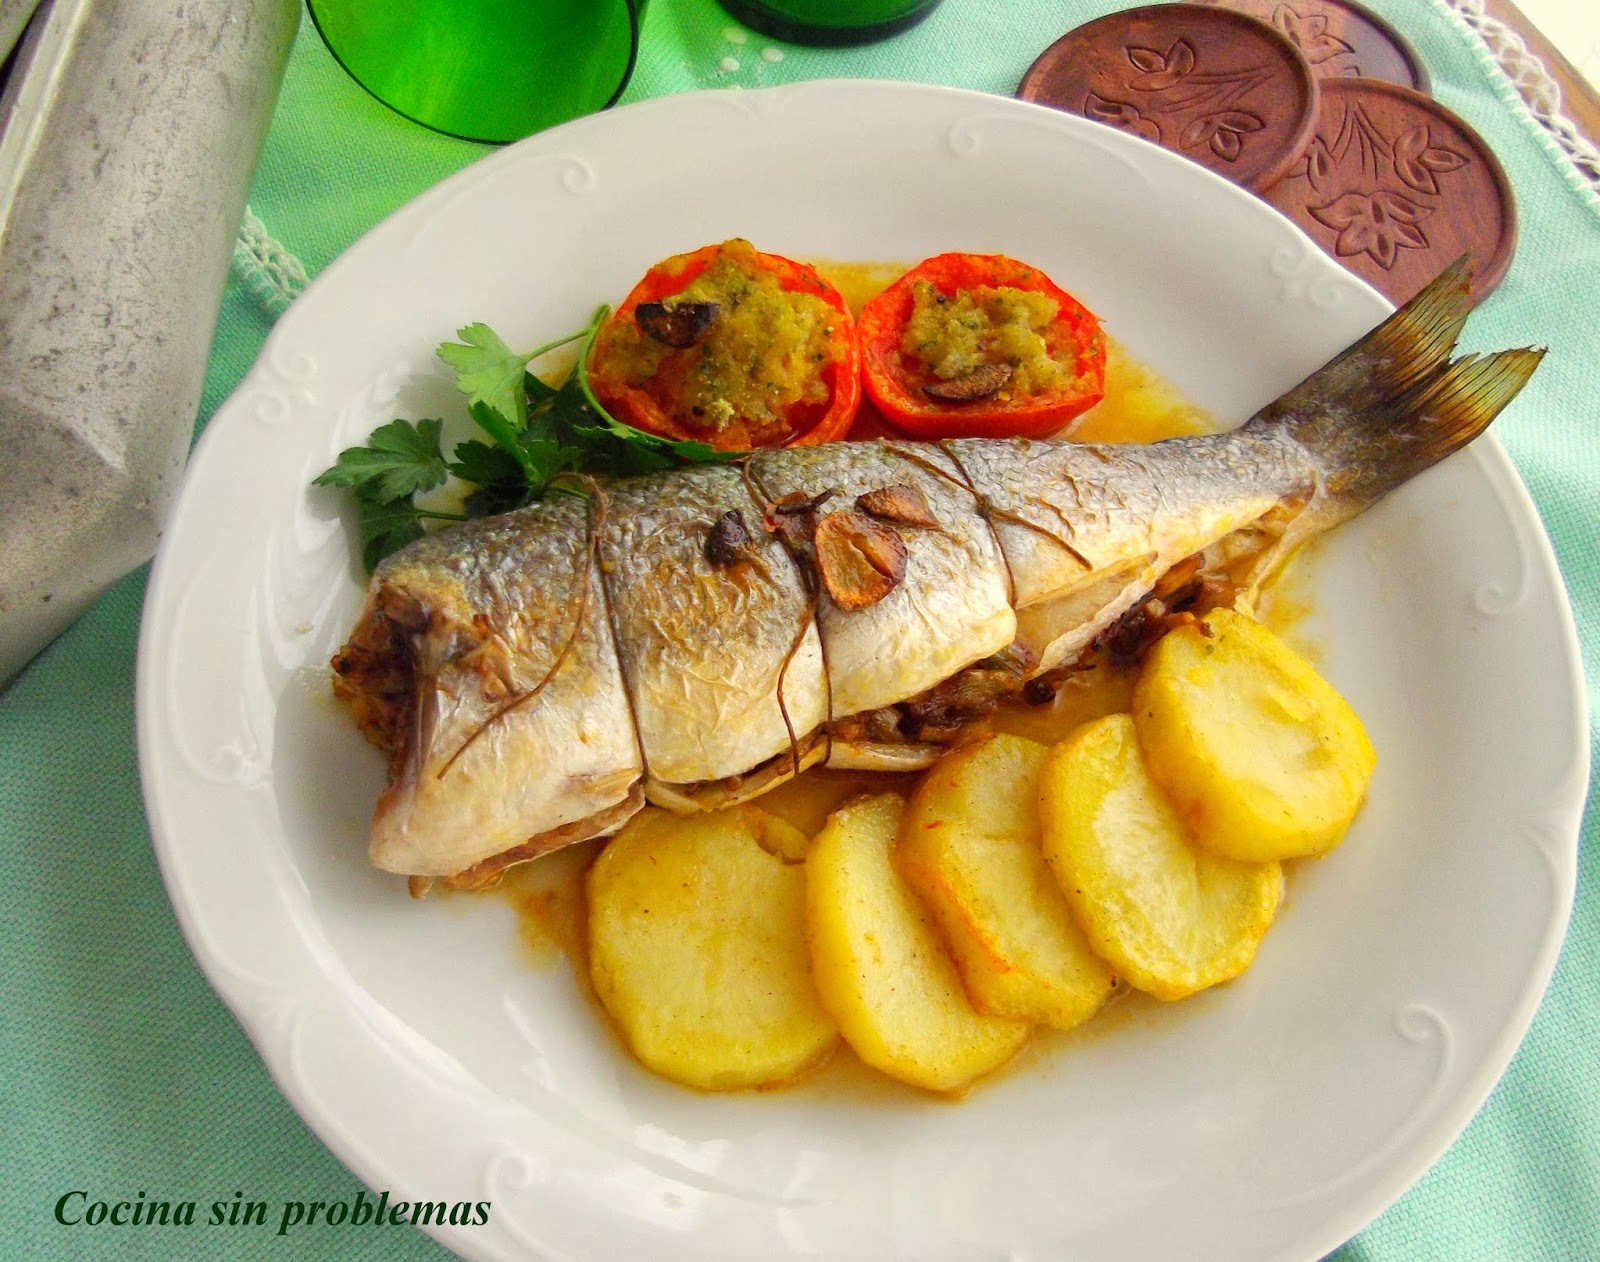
{"left": 587, "top": 239, "right": 861, "bottom": 451}
{"left": 858, "top": 253, "right": 1106, "bottom": 440}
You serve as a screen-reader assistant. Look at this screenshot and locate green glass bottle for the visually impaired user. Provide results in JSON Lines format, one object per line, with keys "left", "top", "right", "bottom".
{"left": 717, "top": 0, "right": 941, "bottom": 47}
{"left": 307, "top": 0, "right": 645, "bottom": 144}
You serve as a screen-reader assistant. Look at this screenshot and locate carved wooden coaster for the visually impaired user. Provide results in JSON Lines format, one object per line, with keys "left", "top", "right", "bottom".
{"left": 1260, "top": 78, "right": 1517, "bottom": 303}
{"left": 1194, "top": 0, "right": 1429, "bottom": 91}
{"left": 1017, "top": 3, "right": 1320, "bottom": 192}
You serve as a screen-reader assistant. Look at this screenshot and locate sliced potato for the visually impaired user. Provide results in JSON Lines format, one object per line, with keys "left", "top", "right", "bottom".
{"left": 1038, "top": 714, "right": 1283, "bottom": 1001}
{"left": 748, "top": 806, "right": 811, "bottom": 863}
{"left": 1133, "top": 608, "right": 1376, "bottom": 861}
{"left": 898, "top": 734, "right": 1116, "bottom": 1028}
{"left": 587, "top": 805, "right": 836, "bottom": 1091}
{"left": 806, "top": 793, "right": 1030, "bottom": 1093}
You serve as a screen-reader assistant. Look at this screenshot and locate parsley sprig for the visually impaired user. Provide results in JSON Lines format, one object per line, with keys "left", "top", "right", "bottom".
{"left": 314, "top": 306, "right": 738, "bottom": 571}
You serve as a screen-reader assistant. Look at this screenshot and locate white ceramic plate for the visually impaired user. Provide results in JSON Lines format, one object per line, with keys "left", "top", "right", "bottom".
{"left": 137, "top": 82, "right": 1585, "bottom": 1262}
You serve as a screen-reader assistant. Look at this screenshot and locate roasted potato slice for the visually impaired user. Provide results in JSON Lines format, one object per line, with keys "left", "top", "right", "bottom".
{"left": 587, "top": 806, "right": 837, "bottom": 1091}
{"left": 1038, "top": 714, "right": 1283, "bottom": 1001}
{"left": 1134, "top": 608, "right": 1376, "bottom": 861}
{"left": 806, "top": 793, "right": 1030, "bottom": 1093}
{"left": 899, "top": 734, "right": 1116, "bottom": 1028}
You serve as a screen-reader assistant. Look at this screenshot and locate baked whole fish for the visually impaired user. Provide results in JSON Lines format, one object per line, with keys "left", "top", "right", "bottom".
{"left": 330, "top": 260, "right": 1543, "bottom": 889}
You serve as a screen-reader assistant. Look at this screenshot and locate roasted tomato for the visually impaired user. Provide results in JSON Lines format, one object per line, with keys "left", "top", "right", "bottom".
{"left": 858, "top": 253, "right": 1106, "bottom": 439}
{"left": 587, "top": 239, "right": 861, "bottom": 451}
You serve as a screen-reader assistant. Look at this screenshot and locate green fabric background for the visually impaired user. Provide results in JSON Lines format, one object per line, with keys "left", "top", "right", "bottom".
{"left": 3, "top": 0, "right": 1596, "bottom": 1258}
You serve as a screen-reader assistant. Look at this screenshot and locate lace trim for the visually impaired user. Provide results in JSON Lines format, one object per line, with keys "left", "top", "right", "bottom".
{"left": 230, "top": 205, "right": 310, "bottom": 316}
{"left": 1445, "top": 0, "right": 1600, "bottom": 191}
{"left": 229, "top": 5, "right": 1600, "bottom": 318}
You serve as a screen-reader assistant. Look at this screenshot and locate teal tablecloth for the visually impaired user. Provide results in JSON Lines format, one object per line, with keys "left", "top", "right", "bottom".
{"left": 4, "top": 1, "right": 1596, "bottom": 1258}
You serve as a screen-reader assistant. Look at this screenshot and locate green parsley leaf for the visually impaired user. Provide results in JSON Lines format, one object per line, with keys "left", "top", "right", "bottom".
{"left": 525, "top": 369, "right": 559, "bottom": 407}
{"left": 569, "top": 306, "right": 742, "bottom": 472}
{"left": 438, "top": 324, "right": 535, "bottom": 432}
{"left": 452, "top": 434, "right": 581, "bottom": 517}
{"left": 313, "top": 418, "right": 449, "bottom": 503}
{"left": 448, "top": 439, "right": 525, "bottom": 516}
{"left": 519, "top": 434, "right": 584, "bottom": 489}
{"left": 438, "top": 324, "right": 586, "bottom": 433}
{"left": 465, "top": 399, "right": 530, "bottom": 478}
{"left": 317, "top": 309, "right": 743, "bottom": 574}
{"left": 568, "top": 401, "right": 726, "bottom": 472}
{"left": 354, "top": 492, "right": 428, "bottom": 573}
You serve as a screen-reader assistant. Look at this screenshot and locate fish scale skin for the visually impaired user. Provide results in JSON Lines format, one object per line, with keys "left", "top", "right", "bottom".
{"left": 597, "top": 463, "right": 826, "bottom": 787}
{"left": 364, "top": 495, "right": 641, "bottom": 876}
{"left": 944, "top": 431, "right": 1311, "bottom": 610}
{"left": 338, "top": 258, "right": 1542, "bottom": 879}
{"left": 747, "top": 441, "right": 1017, "bottom": 720}
{"left": 357, "top": 433, "right": 1314, "bottom": 876}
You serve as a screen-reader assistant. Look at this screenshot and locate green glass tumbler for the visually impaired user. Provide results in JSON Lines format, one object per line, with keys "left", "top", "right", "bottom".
{"left": 307, "top": 0, "right": 644, "bottom": 144}
{"left": 717, "top": 0, "right": 940, "bottom": 46}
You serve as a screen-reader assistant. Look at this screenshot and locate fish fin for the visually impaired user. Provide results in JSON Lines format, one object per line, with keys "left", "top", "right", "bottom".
{"left": 1392, "top": 347, "right": 1546, "bottom": 465}
{"left": 1253, "top": 256, "right": 1476, "bottom": 425}
{"left": 1312, "top": 345, "right": 1548, "bottom": 507}
{"left": 1248, "top": 257, "right": 1545, "bottom": 519}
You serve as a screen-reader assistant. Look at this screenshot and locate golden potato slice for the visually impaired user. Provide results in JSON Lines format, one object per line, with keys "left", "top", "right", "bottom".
{"left": 898, "top": 735, "right": 1116, "bottom": 1028}
{"left": 1133, "top": 608, "right": 1376, "bottom": 862}
{"left": 586, "top": 806, "right": 836, "bottom": 1091}
{"left": 806, "top": 793, "right": 1030, "bottom": 1093}
{"left": 748, "top": 806, "right": 811, "bottom": 863}
{"left": 1038, "top": 714, "right": 1283, "bottom": 1001}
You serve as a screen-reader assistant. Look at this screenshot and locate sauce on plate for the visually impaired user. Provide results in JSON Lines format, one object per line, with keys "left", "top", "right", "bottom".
{"left": 491, "top": 259, "right": 1239, "bottom": 1095}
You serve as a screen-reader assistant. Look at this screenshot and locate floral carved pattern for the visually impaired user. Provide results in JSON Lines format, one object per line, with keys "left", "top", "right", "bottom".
{"left": 1271, "top": 3, "right": 1357, "bottom": 74}
{"left": 1308, "top": 191, "right": 1429, "bottom": 268}
{"left": 1082, "top": 39, "right": 1271, "bottom": 164}
{"left": 1294, "top": 100, "right": 1472, "bottom": 269}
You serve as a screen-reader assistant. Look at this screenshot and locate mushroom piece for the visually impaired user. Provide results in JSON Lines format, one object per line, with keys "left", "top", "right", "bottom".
{"left": 922, "top": 361, "right": 1013, "bottom": 402}
{"left": 705, "top": 509, "right": 759, "bottom": 567}
{"left": 636, "top": 301, "right": 719, "bottom": 349}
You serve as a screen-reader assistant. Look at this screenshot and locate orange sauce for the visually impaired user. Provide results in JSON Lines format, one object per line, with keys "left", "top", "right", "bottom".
{"left": 498, "top": 838, "right": 604, "bottom": 970}
{"left": 1257, "top": 536, "right": 1323, "bottom": 664}
{"left": 819, "top": 257, "right": 908, "bottom": 315}
{"left": 499, "top": 261, "right": 1206, "bottom": 956}
{"left": 1070, "top": 337, "right": 1217, "bottom": 443}
{"left": 491, "top": 258, "right": 1259, "bottom": 1094}
{"left": 753, "top": 768, "right": 920, "bottom": 838}
{"left": 817, "top": 258, "right": 1221, "bottom": 446}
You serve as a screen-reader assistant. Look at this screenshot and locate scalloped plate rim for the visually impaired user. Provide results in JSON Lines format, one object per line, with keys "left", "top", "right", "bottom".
{"left": 136, "top": 80, "right": 1586, "bottom": 1262}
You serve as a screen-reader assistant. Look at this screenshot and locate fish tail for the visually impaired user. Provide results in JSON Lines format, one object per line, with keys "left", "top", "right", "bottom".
{"left": 1248, "top": 257, "right": 1545, "bottom": 515}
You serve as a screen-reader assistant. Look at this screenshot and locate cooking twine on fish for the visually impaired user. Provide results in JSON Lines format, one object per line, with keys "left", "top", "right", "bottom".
{"left": 231, "top": 206, "right": 311, "bottom": 316}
